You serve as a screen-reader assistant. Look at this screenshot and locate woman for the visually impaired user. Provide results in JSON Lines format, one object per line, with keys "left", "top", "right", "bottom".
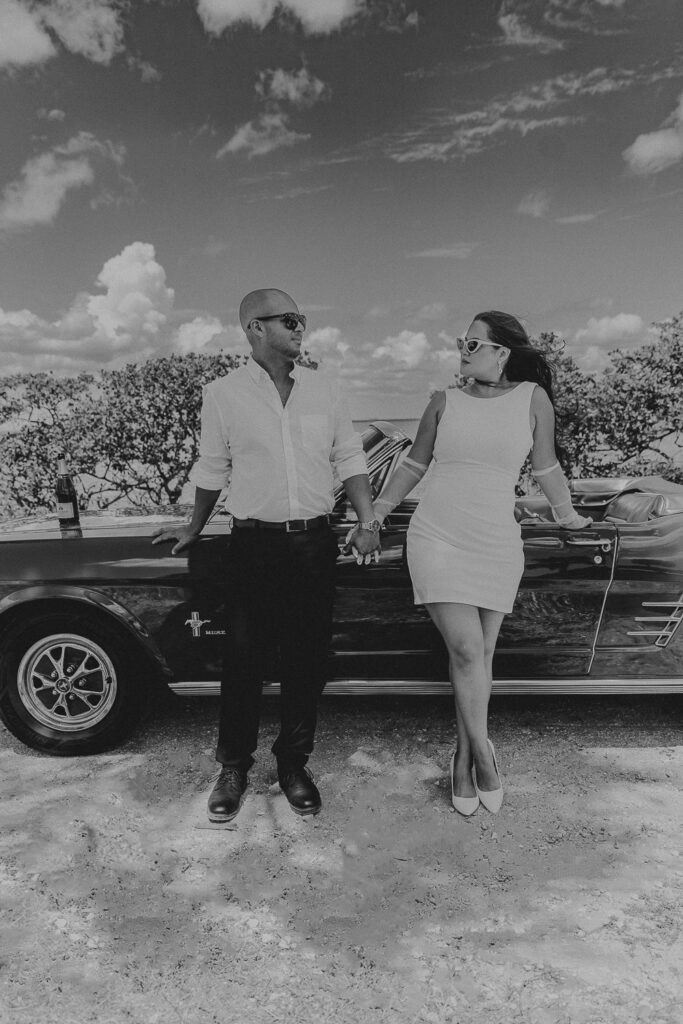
{"left": 372, "top": 311, "right": 590, "bottom": 816}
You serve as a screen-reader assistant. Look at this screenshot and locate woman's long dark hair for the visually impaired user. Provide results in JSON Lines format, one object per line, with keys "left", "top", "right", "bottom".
{"left": 473, "top": 310, "right": 555, "bottom": 404}
{"left": 473, "top": 310, "right": 570, "bottom": 472}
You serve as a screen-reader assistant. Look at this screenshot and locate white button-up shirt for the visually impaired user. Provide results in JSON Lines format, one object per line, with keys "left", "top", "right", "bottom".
{"left": 188, "top": 357, "right": 367, "bottom": 521}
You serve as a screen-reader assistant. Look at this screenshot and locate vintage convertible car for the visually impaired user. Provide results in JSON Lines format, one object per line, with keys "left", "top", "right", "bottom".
{"left": 1, "top": 421, "right": 682, "bottom": 755}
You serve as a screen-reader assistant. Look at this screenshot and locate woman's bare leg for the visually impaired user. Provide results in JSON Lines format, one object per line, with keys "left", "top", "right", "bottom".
{"left": 426, "top": 602, "right": 499, "bottom": 794}
{"left": 478, "top": 607, "right": 505, "bottom": 693}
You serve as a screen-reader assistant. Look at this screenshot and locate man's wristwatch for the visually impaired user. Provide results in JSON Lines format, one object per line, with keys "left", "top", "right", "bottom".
{"left": 356, "top": 519, "right": 382, "bottom": 533}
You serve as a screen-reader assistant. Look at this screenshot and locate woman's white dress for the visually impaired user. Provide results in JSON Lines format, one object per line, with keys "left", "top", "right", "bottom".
{"left": 407, "top": 381, "right": 536, "bottom": 613}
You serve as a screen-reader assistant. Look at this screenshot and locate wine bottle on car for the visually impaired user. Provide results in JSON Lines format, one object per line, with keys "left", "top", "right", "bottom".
{"left": 55, "top": 455, "right": 80, "bottom": 530}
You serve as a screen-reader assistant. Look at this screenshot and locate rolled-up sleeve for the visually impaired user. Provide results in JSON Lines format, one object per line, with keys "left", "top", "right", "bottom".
{"left": 329, "top": 384, "right": 367, "bottom": 481}
{"left": 188, "top": 384, "right": 232, "bottom": 491}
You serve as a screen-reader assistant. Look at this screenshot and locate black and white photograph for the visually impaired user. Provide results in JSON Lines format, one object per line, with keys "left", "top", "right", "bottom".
{"left": 1, "top": 2, "right": 683, "bottom": 1022}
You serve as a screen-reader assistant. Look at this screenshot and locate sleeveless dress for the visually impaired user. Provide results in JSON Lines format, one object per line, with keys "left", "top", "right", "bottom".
{"left": 406, "top": 381, "right": 536, "bottom": 613}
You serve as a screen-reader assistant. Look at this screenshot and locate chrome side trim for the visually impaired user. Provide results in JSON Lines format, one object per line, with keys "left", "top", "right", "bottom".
{"left": 169, "top": 677, "right": 683, "bottom": 697}
{"left": 627, "top": 593, "right": 683, "bottom": 648}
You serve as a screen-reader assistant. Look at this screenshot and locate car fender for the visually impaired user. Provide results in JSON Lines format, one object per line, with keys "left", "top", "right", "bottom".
{"left": 0, "top": 584, "right": 172, "bottom": 677}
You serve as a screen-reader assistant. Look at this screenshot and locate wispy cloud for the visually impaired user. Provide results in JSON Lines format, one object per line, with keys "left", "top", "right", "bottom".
{"left": 406, "top": 244, "right": 475, "bottom": 259}
{"left": 542, "top": 0, "right": 632, "bottom": 36}
{"left": 386, "top": 61, "right": 683, "bottom": 163}
{"left": 554, "top": 210, "right": 604, "bottom": 223}
{"left": 217, "top": 112, "right": 309, "bottom": 159}
{"left": 246, "top": 183, "right": 333, "bottom": 202}
{"left": 623, "top": 91, "right": 683, "bottom": 176}
{"left": 0, "top": 133, "right": 125, "bottom": 233}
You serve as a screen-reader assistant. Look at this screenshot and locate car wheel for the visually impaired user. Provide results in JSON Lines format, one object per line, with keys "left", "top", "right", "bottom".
{"left": 0, "top": 613, "right": 149, "bottom": 755}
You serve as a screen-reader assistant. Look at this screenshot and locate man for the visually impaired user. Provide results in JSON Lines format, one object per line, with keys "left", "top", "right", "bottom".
{"left": 153, "top": 289, "right": 380, "bottom": 822}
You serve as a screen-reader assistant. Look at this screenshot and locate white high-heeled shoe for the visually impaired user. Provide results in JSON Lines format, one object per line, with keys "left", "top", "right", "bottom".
{"left": 474, "top": 739, "right": 504, "bottom": 813}
{"left": 450, "top": 751, "right": 479, "bottom": 816}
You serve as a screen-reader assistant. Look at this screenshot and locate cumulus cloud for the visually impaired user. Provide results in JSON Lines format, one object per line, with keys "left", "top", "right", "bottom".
{"left": 570, "top": 312, "right": 649, "bottom": 373}
{"left": 87, "top": 243, "right": 174, "bottom": 349}
{"left": 218, "top": 62, "right": 329, "bottom": 159}
{"left": 196, "top": 0, "right": 364, "bottom": 35}
{"left": 306, "top": 325, "right": 350, "bottom": 365}
{"left": 416, "top": 303, "right": 448, "bottom": 320}
{"left": 256, "top": 66, "right": 328, "bottom": 107}
{"left": 498, "top": 9, "right": 563, "bottom": 52}
{"left": 175, "top": 316, "right": 245, "bottom": 354}
{"left": 0, "top": 0, "right": 55, "bottom": 69}
{"left": 517, "top": 188, "right": 552, "bottom": 218}
{"left": 217, "top": 112, "right": 309, "bottom": 158}
{"left": 0, "top": 0, "right": 125, "bottom": 69}
{"left": 40, "top": 0, "right": 125, "bottom": 65}
{"left": 37, "top": 107, "right": 66, "bottom": 121}
{"left": 623, "top": 92, "right": 683, "bottom": 175}
{"left": 0, "top": 242, "right": 253, "bottom": 374}
{"left": 574, "top": 313, "right": 645, "bottom": 347}
{"left": 0, "top": 133, "right": 125, "bottom": 232}
{"left": 372, "top": 330, "right": 431, "bottom": 369}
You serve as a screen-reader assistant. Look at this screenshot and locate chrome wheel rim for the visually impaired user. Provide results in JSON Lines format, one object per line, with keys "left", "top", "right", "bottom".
{"left": 17, "top": 633, "right": 117, "bottom": 732}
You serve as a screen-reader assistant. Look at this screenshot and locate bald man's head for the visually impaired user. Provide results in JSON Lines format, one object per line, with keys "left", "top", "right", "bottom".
{"left": 239, "top": 289, "right": 299, "bottom": 332}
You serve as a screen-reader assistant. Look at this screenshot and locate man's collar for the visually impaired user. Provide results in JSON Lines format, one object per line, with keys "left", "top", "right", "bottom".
{"left": 247, "top": 355, "right": 301, "bottom": 383}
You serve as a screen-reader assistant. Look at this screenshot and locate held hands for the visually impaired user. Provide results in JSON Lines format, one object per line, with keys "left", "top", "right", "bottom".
{"left": 151, "top": 524, "right": 200, "bottom": 555}
{"left": 344, "top": 524, "right": 381, "bottom": 565}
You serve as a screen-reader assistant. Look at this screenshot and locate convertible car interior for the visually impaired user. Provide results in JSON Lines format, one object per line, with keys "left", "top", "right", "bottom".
{"left": 517, "top": 477, "right": 683, "bottom": 525}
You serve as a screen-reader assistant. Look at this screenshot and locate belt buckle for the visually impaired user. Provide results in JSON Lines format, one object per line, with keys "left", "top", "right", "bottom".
{"left": 285, "top": 520, "right": 296, "bottom": 533}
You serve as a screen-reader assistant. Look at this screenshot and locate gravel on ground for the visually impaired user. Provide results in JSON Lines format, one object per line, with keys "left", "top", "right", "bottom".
{"left": 1, "top": 693, "right": 683, "bottom": 1024}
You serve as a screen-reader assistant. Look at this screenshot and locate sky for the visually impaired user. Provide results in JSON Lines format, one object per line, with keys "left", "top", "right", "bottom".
{"left": 1, "top": 0, "right": 682, "bottom": 419}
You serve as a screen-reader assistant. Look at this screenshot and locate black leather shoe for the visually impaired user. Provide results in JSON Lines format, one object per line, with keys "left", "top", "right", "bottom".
{"left": 208, "top": 767, "right": 248, "bottom": 822}
{"left": 278, "top": 767, "right": 322, "bottom": 816}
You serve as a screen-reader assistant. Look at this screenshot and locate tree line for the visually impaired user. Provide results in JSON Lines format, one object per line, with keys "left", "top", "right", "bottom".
{"left": 0, "top": 313, "right": 681, "bottom": 518}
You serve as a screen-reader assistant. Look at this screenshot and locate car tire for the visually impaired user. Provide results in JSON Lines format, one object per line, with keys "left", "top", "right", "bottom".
{"left": 0, "top": 612, "right": 149, "bottom": 755}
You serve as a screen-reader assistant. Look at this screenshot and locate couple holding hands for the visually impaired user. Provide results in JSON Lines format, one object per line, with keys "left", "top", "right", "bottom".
{"left": 153, "top": 288, "right": 590, "bottom": 823}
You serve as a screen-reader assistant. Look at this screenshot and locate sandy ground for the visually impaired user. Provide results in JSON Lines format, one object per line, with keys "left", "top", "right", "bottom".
{"left": 1, "top": 692, "right": 683, "bottom": 1024}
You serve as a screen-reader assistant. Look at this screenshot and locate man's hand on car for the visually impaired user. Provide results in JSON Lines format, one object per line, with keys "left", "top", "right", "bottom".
{"left": 151, "top": 525, "right": 200, "bottom": 555}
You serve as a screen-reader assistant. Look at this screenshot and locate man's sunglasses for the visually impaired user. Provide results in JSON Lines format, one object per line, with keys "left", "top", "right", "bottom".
{"left": 251, "top": 313, "right": 307, "bottom": 331}
{"left": 456, "top": 336, "right": 502, "bottom": 356}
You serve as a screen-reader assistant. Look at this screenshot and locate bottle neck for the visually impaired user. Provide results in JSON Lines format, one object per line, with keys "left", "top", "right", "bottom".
{"left": 58, "top": 459, "right": 68, "bottom": 475}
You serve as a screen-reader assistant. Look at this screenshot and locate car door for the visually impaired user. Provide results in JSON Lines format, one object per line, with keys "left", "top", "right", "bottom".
{"left": 589, "top": 509, "right": 683, "bottom": 684}
{"left": 494, "top": 521, "right": 617, "bottom": 682}
{"left": 330, "top": 507, "right": 617, "bottom": 689}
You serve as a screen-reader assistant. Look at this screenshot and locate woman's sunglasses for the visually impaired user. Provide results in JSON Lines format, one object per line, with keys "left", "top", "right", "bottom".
{"left": 456, "top": 336, "right": 502, "bottom": 356}
{"left": 251, "top": 313, "right": 307, "bottom": 331}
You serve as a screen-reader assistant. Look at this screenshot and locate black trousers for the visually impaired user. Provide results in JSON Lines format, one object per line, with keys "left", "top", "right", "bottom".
{"left": 216, "top": 524, "right": 338, "bottom": 773}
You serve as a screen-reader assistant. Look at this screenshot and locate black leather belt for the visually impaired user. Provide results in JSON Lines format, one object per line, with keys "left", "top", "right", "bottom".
{"left": 232, "top": 514, "right": 330, "bottom": 533}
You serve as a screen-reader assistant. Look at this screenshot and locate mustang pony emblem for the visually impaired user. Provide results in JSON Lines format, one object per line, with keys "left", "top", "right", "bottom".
{"left": 185, "top": 612, "right": 211, "bottom": 638}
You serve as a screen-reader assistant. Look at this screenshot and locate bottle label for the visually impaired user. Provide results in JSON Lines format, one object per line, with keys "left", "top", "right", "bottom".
{"left": 57, "top": 501, "right": 75, "bottom": 518}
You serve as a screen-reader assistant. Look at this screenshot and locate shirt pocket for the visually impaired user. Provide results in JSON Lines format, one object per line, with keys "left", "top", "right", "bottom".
{"left": 300, "top": 414, "right": 329, "bottom": 452}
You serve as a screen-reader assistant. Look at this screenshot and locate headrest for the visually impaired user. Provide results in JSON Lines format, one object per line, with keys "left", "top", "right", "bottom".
{"left": 604, "top": 493, "right": 665, "bottom": 523}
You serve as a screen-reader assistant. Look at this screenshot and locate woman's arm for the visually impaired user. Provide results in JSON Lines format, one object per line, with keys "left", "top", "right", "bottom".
{"left": 529, "top": 387, "right": 591, "bottom": 529}
{"left": 373, "top": 390, "right": 445, "bottom": 523}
